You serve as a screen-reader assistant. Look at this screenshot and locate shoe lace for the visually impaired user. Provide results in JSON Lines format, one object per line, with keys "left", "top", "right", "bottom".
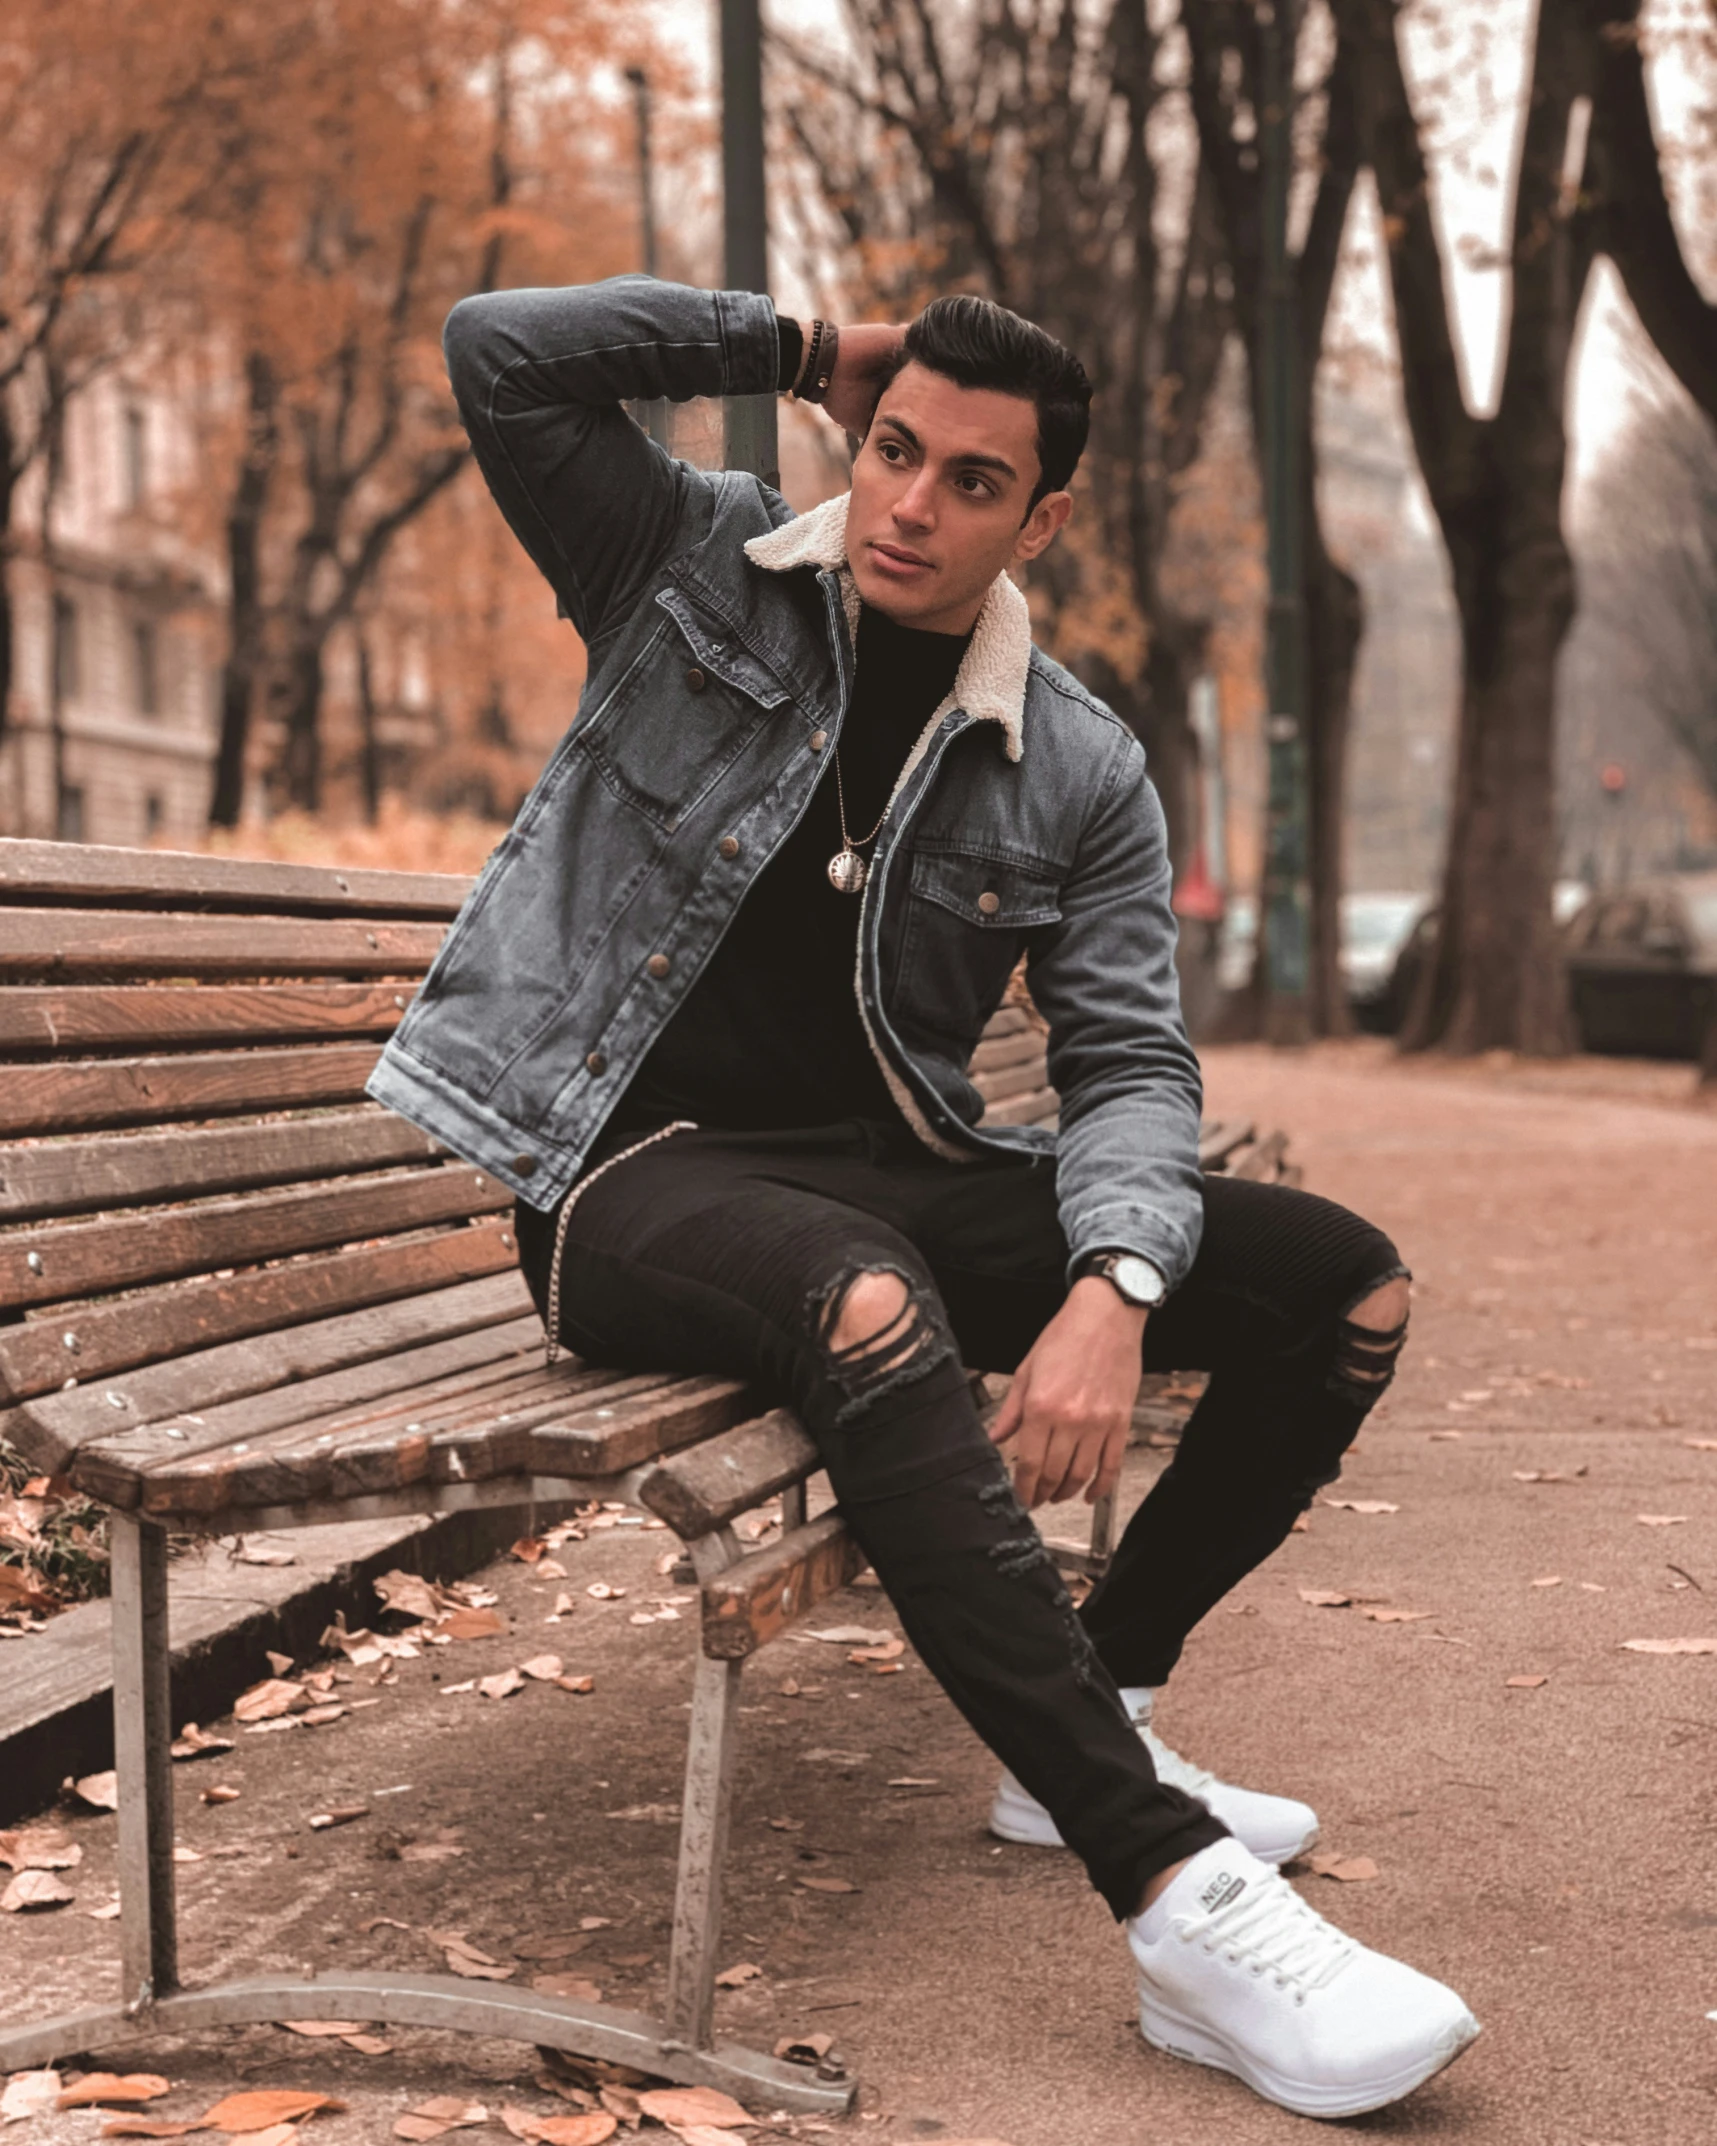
{"left": 1141, "top": 1724, "right": 1217, "bottom": 1798}
{"left": 1181, "top": 1870, "right": 1356, "bottom": 1999}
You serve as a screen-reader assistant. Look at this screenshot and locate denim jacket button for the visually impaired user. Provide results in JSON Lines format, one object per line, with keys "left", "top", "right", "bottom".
{"left": 647, "top": 952, "right": 671, "bottom": 978}
{"left": 685, "top": 666, "right": 707, "bottom": 692}
{"left": 586, "top": 1051, "right": 607, "bottom": 1076}
{"left": 512, "top": 1152, "right": 538, "bottom": 1177}
{"left": 808, "top": 729, "right": 828, "bottom": 752}
{"left": 977, "top": 890, "right": 1001, "bottom": 916}
{"left": 718, "top": 836, "right": 740, "bottom": 860}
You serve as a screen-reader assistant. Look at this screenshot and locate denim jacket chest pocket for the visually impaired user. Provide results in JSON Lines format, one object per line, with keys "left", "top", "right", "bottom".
{"left": 574, "top": 589, "right": 795, "bottom": 831}
{"left": 891, "top": 847, "right": 1065, "bottom": 1038}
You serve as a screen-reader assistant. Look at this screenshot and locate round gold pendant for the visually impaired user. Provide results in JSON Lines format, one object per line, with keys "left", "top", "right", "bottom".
{"left": 827, "top": 847, "right": 867, "bottom": 894}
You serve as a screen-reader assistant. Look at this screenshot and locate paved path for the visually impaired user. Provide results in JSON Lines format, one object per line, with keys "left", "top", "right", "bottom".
{"left": 4, "top": 1044, "right": 1715, "bottom": 2145}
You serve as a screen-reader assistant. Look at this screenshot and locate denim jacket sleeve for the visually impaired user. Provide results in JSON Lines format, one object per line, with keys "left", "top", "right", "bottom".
{"left": 440, "top": 275, "right": 782, "bottom": 646}
{"left": 1024, "top": 731, "right": 1206, "bottom": 1292}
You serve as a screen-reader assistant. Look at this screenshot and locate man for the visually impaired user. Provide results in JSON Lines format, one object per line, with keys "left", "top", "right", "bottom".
{"left": 368, "top": 276, "right": 1478, "bottom": 2120}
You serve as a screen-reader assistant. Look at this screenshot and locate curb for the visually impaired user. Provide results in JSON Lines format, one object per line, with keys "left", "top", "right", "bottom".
{"left": 0, "top": 1501, "right": 574, "bottom": 1827}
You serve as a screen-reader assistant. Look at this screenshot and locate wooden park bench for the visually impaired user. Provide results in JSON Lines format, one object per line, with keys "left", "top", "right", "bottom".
{"left": 0, "top": 836, "right": 1292, "bottom": 2110}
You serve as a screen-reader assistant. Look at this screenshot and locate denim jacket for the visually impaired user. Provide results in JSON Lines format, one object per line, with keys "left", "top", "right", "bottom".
{"left": 366, "top": 276, "right": 1205, "bottom": 1289}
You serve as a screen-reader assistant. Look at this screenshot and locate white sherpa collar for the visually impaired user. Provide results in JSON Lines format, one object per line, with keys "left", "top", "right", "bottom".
{"left": 744, "top": 491, "right": 1032, "bottom": 763}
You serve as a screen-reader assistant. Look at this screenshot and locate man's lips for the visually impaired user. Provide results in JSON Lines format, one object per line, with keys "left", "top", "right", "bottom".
{"left": 869, "top": 540, "right": 934, "bottom": 573}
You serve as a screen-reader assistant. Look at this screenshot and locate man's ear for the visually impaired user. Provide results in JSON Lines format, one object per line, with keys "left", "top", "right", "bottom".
{"left": 1013, "top": 489, "right": 1073, "bottom": 565}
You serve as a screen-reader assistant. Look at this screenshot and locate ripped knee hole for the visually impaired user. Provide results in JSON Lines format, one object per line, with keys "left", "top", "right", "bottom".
{"left": 809, "top": 1263, "right": 953, "bottom": 1421}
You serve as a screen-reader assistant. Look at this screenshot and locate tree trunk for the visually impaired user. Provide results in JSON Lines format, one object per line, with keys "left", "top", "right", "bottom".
{"left": 274, "top": 628, "right": 326, "bottom": 814}
{"left": 1305, "top": 524, "right": 1363, "bottom": 1034}
{"left": 356, "top": 625, "right": 382, "bottom": 826}
{"left": 1403, "top": 500, "right": 1575, "bottom": 1052}
{"left": 209, "top": 351, "right": 279, "bottom": 828}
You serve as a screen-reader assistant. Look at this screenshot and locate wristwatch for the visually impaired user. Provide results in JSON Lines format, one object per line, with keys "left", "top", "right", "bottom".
{"left": 1078, "top": 1249, "right": 1167, "bottom": 1310}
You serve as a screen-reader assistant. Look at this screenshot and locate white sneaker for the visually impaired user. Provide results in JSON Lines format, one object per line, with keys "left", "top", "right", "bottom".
{"left": 989, "top": 1689, "right": 1319, "bottom": 1866}
{"left": 1128, "top": 1840, "right": 1479, "bottom": 2119}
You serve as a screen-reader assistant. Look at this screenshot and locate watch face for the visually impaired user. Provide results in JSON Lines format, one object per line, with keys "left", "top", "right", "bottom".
{"left": 1112, "top": 1255, "right": 1166, "bottom": 1307}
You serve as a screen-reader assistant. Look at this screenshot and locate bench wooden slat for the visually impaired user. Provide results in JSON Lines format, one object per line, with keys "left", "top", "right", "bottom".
{"left": 4, "top": 1165, "right": 508, "bottom": 1308}
{"left": 1, "top": 1108, "right": 439, "bottom": 1221}
{"left": 701, "top": 1513, "right": 867, "bottom": 1659}
{"left": 0, "top": 1043, "right": 383, "bottom": 1136}
{"left": 1198, "top": 1119, "right": 1259, "bottom": 1170}
{"left": 135, "top": 1368, "right": 668, "bottom": 1514}
{"left": 968, "top": 1028, "right": 1047, "bottom": 1076}
{"left": 0, "top": 984, "right": 411, "bottom": 1052}
{"left": 0, "top": 1224, "right": 521, "bottom": 1408}
{"left": 979, "top": 1084, "right": 1057, "bottom": 1128}
{"left": 526, "top": 1375, "right": 758, "bottom": 1480}
{"left": 74, "top": 1318, "right": 549, "bottom": 1505}
{"left": 0, "top": 910, "right": 447, "bottom": 978}
{"left": 6, "top": 1268, "right": 531, "bottom": 1483}
{"left": 0, "top": 838, "right": 473, "bottom": 918}
{"left": 636, "top": 1409, "right": 816, "bottom": 1539}
{"left": 970, "top": 1057, "right": 1050, "bottom": 1105}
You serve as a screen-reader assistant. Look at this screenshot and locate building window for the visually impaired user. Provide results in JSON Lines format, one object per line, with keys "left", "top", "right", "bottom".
{"left": 52, "top": 594, "right": 79, "bottom": 704}
{"left": 57, "top": 785, "right": 85, "bottom": 842}
{"left": 133, "top": 620, "right": 158, "bottom": 716}
{"left": 124, "top": 404, "right": 147, "bottom": 509}
{"left": 144, "top": 792, "right": 164, "bottom": 838}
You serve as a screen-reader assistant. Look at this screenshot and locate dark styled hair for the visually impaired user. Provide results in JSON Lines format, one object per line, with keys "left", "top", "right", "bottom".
{"left": 881, "top": 294, "right": 1092, "bottom": 508}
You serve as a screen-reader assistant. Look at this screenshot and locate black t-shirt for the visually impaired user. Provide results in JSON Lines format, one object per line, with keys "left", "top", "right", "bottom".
{"left": 604, "top": 601, "right": 971, "bottom": 1139}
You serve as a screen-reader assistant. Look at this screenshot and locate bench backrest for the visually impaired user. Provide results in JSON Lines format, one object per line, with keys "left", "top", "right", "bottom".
{"left": 0, "top": 839, "right": 519, "bottom": 1409}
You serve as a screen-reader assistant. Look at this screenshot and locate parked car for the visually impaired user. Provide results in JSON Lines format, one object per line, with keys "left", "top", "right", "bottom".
{"left": 1343, "top": 893, "right": 1429, "bottom": 1031}
{"left": 1562, "top": 873, "right": 1717, "bottom": 1059}
{"left": 1372, "top": 881, "right": 1594, "bottom": 1039}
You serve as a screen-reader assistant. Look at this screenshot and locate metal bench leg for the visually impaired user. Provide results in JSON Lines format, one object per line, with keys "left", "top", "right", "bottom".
{"left": 1087, "top": 1488, "right": 1118, "bottom": 1574}
{"left": 664, "top": 1650, "right": 743, "bottom": 2050}
{"left": 111, "top": 1512, "right": 179, "bottom": 2006}
{"left": 778, "top": 1478, "right": 808, "bottom": 1532}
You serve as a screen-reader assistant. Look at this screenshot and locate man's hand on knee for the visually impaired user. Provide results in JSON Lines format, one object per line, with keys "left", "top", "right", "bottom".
{"left": 989, "top": 1278, "right": 1147, "bottom": 1509}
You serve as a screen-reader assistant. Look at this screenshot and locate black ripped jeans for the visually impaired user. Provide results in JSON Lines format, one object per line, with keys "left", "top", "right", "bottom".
{"left": 514, "top": 1117, "right": 1409, "bottom": 1920}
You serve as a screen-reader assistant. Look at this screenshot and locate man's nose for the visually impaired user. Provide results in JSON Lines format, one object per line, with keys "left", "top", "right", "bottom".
{"left": 893, "top": 470, "right": 937, "bottom": 531}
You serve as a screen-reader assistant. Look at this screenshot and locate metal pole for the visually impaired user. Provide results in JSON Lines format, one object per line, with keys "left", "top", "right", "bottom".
{"left": 1258, "top": 0, "right": 1311, "bottom": 1042}
{"left": 719, "top": 0, "right": 779, "bottom": 485}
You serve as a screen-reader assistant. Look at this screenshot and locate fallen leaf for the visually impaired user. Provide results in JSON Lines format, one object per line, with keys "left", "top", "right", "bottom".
{"left": 1361, "top": 1608, "right": 1433, "bottom": 1623}
{"left": 1321, "top": 1499, "right": 1399, "bottom": 1515}
{"left": 1297, "top": 1588, "right": 1352, "bottom": 1608}
{"left": 399, "top": 1841, "right": 466, "bottom": 1862}
{"left": 1, "top": 2071, "right": 61, "bottom": 2124}
{"left": 715, "top": 1961, "right": 764, "bottom": 1986}
{"left": 57, "top": 2076, "right": 173, "bottom": 2110}
{"left": 201, "top": 1785, "right": 242, "bottom": 1805}
{"left": 480, "top": 1668, "right": 526, "bottom": 1700}
{"left": 171, "top": 1724, "right": 235, "bottom": 1761}
{"left": 444, "top": 1951, "right": 516, "bottom": 1982}
{"left": 442, "top": 1607, "right": 507, "bottom": 1642}
{"left": 520, "top": 1655, "right": 565, "bottom": 1681}
{"left": 300, "top": 1703, "right": 346, "bottom": 1727}
{"left": 2, "top": 1869, "right": 73, "bottom": 1911}
{"left": 846, "top": 1639, "right": 904, "bottom": 1664}
{"left": 1636, "top": 1515, "right": 1688, "bottom": 1527}
{"left": 605, "top": 1803, "right": 680, "bottom": 1823}
{"left": 499, "top": 2107, "right": 617, "bottom": 2145}
{"left": 280, "top": 2020, "right": 370, "bottom": 2037}
{"left": 308, "top": 1805, "right": 369, "bottom": 1830}
{"left": 439, "top": 1679, "right": 477, "bottom": 1696}
{"left": 1621, "top": 1636, "right": 1717, "bottom": 1654}
{"left": 512, "top": 1537, "right": 548, "bottom": 1564}
{"left": 88, "top": 1898, "right": 123, "bottom": 1918}
{"left": 796, "top": 1626, "right": 892, "bottom": 1647}
{"left": 1305, "top": 1853, "right": 1378, "bottom": 1883}
{"left": 0, "top": 1823, "right": 82, "bottom": 1870}
{"left": 532, "top": 1973, "right": 603, "bottom": 2001}
{"left": 796, "top": 1876, "right": 858, "bottom": 1894}
{"left": 1512, "top": 1470, "right": 1581, "bottom": 1485}
{"left": 598, "top": 2088, "right": 641, "bottom": 2123}
{"left": 773, "top": 2033, "right": 834, "bottom": 2065}
{"left": 578, "top": 1915, "right": 614, "bottom": 1929}
{"left": 637, "top": 2087, "right": 755, "bottom": 2129}
{"left": 1685, "top": 1438, "right": 1717, "bottom": 1452}
{"left": 233, "top": 1539, "right": 296, "bottom": 1567}
{"left": 360, "top": 1914, "right": 414, "bottom": 1933}
{"left": 1505, "top": 1674, "right": 1549, "bottom": 1688}
{"left": 343, "top": 2035, "right": 393, "bottom": 2056}
{"left": 374, "top": 1569, "right": 448, "bottom": 1621}
{"left": 198, "top": 2091, "right": 345, "bottom": 2132}
{"left": 585, "top": 1583, "right": 625, "bottom": 1601}
{"left": 555, "top": 1675, "right": 596, "bottom": 1695}
{"left": 1530, "top": 1575, "right": 1563, "bottom": 1588}
{"left": 393, "top": 2097, "right": 489, "bottom": 2140}
{"left": 671, "top": 2129, "right": 750, "bottom": 2146}
{"left": 548, "top": 1593, "right": 577, "bottom": 1619}
{"left": 233, "top": 1677, "right": 305, "bottom": 1723}
{"left": 73, "top": 1770, "right": 120, "bottom": 1810}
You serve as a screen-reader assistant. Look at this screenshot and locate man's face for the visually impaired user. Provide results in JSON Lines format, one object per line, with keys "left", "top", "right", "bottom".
{"left": 846, "top": 360, "right": 1073, "bottom": 636}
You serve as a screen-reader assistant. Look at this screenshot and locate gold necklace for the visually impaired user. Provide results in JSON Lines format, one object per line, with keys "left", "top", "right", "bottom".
{"left": 827, "top": 748, "right": 889, "bottom": 893}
